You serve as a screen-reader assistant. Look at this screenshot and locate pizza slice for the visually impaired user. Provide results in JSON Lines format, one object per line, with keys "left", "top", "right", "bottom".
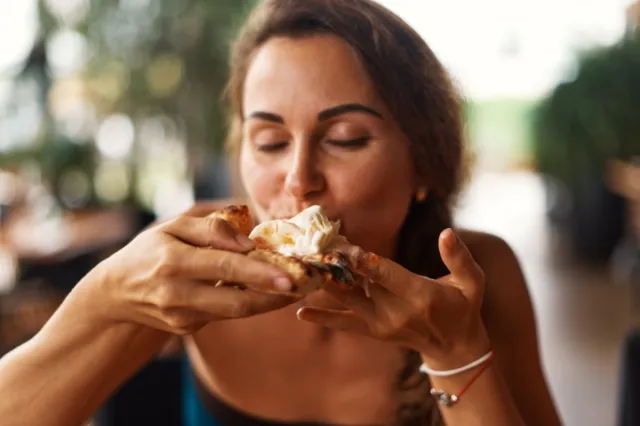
{"left": 207, "top": 205, "right": 357, "bottom": 295}
{"left": 208, "top": 204, "right": 254, "bottom": 236}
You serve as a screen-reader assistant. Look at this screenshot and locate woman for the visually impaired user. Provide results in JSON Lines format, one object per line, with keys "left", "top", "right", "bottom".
{"left": 0, "top": 1, "right": 562, "bottom": 425}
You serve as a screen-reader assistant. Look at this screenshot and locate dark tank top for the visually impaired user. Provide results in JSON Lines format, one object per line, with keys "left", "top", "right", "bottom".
{"left": 191, "top": 372, "right": 335, "bottom": 426}
{"left": 186, "top": 198, "right": 447, "bottom": 426}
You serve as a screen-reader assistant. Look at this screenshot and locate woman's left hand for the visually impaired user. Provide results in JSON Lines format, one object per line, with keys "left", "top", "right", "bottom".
{"left": 297, "top": 228, "right": 491, "bottom": 368}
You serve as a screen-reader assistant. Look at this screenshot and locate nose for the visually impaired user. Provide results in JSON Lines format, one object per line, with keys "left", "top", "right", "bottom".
{"left": 283, "top": 141, "right": 326, "bottom": 200}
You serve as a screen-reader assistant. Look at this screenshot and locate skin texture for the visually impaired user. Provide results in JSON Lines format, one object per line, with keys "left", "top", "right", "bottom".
{"left": 186, "top": 35, "right": 561, "bottom": 425}
{"left": 0, "top": 34, "right": 562, "bottom": 426}
{"left": 239, "top": 36, "right": 415, "bottom": 259}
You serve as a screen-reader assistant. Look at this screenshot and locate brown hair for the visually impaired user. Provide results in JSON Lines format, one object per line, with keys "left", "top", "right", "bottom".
{"left": 225, "top": 1, "right": 468, "bottom": 424}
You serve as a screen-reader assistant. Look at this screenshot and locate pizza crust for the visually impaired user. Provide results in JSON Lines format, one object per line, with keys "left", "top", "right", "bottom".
{"left": 207, "top": 205, "right": 254, "bottom": 236}
{"left": 207, "top": 205, "right": 357, "bottom": 295}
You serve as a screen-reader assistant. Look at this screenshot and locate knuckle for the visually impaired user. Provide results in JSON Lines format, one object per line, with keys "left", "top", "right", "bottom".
{"left": 413, "top": 296, "right": 432, "bottom": 317}
{"left": 161, "top": 214, "right": 186, "bottom": 232}
{"left": 207, "top": 217, "right": 232, "bottom": 240}
{"left": 181, "top": 322, "right": 207, "bottom": 335}
{"left": 154, "top": 282, "right": 178, "bottom": 309}
{"left": 375, "top": 323, "right": 396, "bottom": 340}
{"left": 376, "top": 264, "right": 391, "bottom": 284}
{"left": 173, "top": 323, "right": 204, "bottom": 336}
{"left": 367, "top": 267, "right": 385, "bottom": 285}
{"left": 389, "top": 314, "right": 410, "bottom": 334}
{"left": 210, "top": 217, "right": 229, "bottom": 233}
{"left": 215, "top": 253, "right": 236, "bottom": 281}
{"left": 163, "top": 310, "right": 194, "bottom": 334}
{"left": 228, "top": 298, "right": 252, "bottom": 318}
{"left": 153, "top": 262, "right": 174, "bottom": 279}
{"left": 165, "top": 314, "right": 186, "bottom": 330}
{"left": 153, "top": 246, "right": 180, "bottom": 278}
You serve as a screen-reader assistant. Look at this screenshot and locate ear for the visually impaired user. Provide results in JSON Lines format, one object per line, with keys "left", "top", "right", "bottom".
{"left": 415, "top": 186, "right": 429, "bottom": 203}
{"left": 412, "top": 171, "right": 429, "bottom": 203}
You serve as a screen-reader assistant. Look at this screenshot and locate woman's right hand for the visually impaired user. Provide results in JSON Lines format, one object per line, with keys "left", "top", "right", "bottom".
{"left": 85, "top": 213, "right": 298, "bottom": 335}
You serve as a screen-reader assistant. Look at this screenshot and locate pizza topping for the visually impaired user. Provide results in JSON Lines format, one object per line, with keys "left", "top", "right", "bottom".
{"left": 249, "top": 205, "right": 340, "bottom": 257}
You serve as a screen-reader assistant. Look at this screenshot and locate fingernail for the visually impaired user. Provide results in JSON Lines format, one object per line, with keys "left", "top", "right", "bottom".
{"left": 274, "top": 277, "right": 292, "bottom": 291}
{"left": 361, "top": 252, "right": 379, "bottom": 266}
{"left": 235, "top": 233, "right": 255, "bottom": 249}
{"left": 443, "top": 228, "right": 457, "bottom": 249}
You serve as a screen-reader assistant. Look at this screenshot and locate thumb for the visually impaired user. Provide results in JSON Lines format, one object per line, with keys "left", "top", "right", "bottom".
{"left": 438, "top": 228, "right": 485, "bottom": 300}
{"left": 162, "top": 214, "right": 255, "bottom": 252}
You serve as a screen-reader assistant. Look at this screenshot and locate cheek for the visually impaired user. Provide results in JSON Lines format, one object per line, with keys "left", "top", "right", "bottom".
{"left": 337, "top": 152, "right": 413, "bottom": 207}
{"left": 239, "top": 149, "right": 279, "bottom": 206}
{"left": 331, "top": 152, "right": 414, "bottom": 249}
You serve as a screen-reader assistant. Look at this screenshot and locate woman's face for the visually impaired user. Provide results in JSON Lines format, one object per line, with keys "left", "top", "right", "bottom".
{"left": 239, "top": 35, "right": 416, "bottom": 257}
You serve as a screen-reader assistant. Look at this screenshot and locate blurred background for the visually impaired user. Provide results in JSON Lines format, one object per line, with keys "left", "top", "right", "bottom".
{"left": 0, "top": 0, "right": 638, "bottom": 425}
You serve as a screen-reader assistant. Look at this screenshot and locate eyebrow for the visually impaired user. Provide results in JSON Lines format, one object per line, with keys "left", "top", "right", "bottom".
{"left": 318, "top": 103, "right": 384, "bottom": 121}
{"left": 245, "top": 103, "right": 384, "bottom": 124}
{"left": 246, "top": 111, "right": 285, "bottom": 124}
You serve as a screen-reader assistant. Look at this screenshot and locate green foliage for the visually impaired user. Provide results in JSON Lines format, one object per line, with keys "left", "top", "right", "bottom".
{"left": 56, "top": 0, "right": 257, "bottom": 153}
{"left": 465, "top": 98, "right": 539, "bottom": 169}
{"left": 0, "top": 0, "right": 257, "bottom": 210}
{"left": 532, "top": 33, "right": 640, "bottom": 186}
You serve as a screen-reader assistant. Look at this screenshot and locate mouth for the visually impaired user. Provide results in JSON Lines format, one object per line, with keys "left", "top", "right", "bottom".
{"left": 272, "top": 212, "right": 340, "bottom": 222}
{"left": 275, "top": 215, "right": 343, "bottom": 229}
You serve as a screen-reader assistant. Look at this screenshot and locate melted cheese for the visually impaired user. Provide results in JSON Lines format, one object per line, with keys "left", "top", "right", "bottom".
{"left": 249, "top": 205, "right": 340, "bottom": 256}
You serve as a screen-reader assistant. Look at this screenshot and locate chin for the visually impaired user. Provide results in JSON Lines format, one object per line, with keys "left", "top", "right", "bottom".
{"left": 346, "top": 229, "right": 396, "bottom": 258}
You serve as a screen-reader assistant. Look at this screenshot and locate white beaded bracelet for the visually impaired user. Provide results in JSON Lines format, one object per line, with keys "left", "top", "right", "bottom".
{"left": 420, "top": 350, "right": 494, "bottom": 377}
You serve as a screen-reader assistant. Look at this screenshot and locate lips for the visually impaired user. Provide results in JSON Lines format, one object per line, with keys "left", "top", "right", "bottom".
{"left": 267, "top": 207, "right": 346, "bottom": 237}
{"left": 270, "top": 204, "right": 333, "bottom": 220}
{"left": 272, "top": 210, "right": 338, "bottom": 222}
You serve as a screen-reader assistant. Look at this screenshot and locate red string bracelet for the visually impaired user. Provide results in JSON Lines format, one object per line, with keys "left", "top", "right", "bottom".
{"left": 429, "top": 351, "right": 495, "bottom": 407}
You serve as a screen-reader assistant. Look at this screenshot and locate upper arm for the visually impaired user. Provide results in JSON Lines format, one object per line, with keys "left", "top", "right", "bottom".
{"left": 463, "top": 231, "right": 562, "bottom": 426}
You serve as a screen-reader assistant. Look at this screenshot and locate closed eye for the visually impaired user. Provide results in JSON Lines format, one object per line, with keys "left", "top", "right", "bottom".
{"left": 256, "top": 141, "right": 289, "bottom": 152}
{"left": 326, "top": 137, "right": 371, "bottom": 148}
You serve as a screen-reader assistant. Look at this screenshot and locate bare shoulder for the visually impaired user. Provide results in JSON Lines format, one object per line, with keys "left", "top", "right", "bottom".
{"left": 457, "top": 230, "right": 525, "bottom": 293}
{"left": 456, "top": 229, "right": 533, "bottom": 332}
{"left": 455, "top": 230, "right": 561, "bottom": 426}
{"left": 456, "top": 229, "right": 516, "bottom": 266}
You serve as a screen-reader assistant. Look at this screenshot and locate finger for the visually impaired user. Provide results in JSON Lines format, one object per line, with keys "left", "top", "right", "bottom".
{"left": 366, "top": 281, "right": 400, "bottom": 306}
{"left": 154, "top": 201, "right": 225, "bottom": 223}
{"left": 364, "top": 283, "right": 431, "bottom": 336}
{"left": 192, "top": 286, "right": 301, "bottom": 318}
{"left": 132, "top": 302, "right": 211, "bottom": 335}
{"left": 172, "top": 246, "right": 294, "bottom": 293}
{"left": 182, "top": 199, "right": 247, "bottom": 218}
{"left": 354, "top": 252, "right": 423, "bottom": 299}
{"left": 296, "top": 307, "right": 371, "bottom": 335}
{"left": 321, "top": 280, "right": 375, "bottom": 318}
{"left": 142, "top": 201, "right": 238, "bottom": 232}
{"left": 205, "top": 205, "right": 254, "bottom": 237}
{"left": 438, "top": 228, "right": 485, "bottom": 298}
{"left": 162, "top": 214, "right": 255, "bottom": 252}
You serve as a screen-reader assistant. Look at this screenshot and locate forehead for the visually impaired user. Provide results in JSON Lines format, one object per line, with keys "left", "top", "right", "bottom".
{"left": 242, "top": 34, "right": 384, "bottom": 117}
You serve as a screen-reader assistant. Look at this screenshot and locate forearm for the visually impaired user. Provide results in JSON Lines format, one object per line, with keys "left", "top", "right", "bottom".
{"left": 0, "top": 281, "right": 170, "bottom": 426}
{"left": 421, "top": 324, "right": 527, "bottom": 426}
{"left": 428, "top": 364, "right": 526, "bottom": 426}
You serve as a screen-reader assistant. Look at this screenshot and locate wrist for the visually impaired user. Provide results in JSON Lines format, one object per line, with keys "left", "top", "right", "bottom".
{"left": 70, "top": 261, "right": 124, "bottom": 326}
{"left": 420, "top": 323, "right": 492, "bottom": 371}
